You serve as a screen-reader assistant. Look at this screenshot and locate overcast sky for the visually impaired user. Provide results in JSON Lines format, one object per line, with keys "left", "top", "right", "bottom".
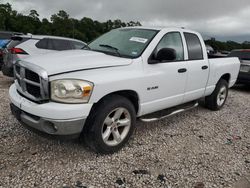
{"left": 2, "top": 0, "right": 250, "bottom": 42}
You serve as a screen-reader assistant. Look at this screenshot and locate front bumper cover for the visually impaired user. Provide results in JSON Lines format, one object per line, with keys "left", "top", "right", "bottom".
{"left": 10, "top": 103, "right": 86, "bottom": 137}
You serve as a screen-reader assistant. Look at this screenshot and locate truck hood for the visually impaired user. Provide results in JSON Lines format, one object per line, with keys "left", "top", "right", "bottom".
{"left": 25, "top": 50, "right": 132, "bottom": 75}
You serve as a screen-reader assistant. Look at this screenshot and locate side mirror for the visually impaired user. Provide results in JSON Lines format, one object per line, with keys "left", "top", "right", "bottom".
{"left": 149, "top": 48, "right": 177, "bottom": 64}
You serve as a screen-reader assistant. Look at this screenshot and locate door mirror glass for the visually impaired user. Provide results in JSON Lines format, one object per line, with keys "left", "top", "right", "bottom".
{"left": 156, "top": 48, "right": 176, "bottom": 61}
{"left": 149, "top": 48, "right": 177, "bottom": 64}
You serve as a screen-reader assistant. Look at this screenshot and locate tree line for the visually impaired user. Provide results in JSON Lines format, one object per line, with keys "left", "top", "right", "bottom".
{"left": 205, "top": 39, "right": 250, "bottom": 52}
{"left": 0, "top": 3, "right": 141, "bottom": 42}
{"left": 1, "top": 2, "right": 249, "bottom": 50}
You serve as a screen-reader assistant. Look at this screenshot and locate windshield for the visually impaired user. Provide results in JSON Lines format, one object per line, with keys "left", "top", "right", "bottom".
{"left": 88, "top": 28, "right": 158, "bottom": 58}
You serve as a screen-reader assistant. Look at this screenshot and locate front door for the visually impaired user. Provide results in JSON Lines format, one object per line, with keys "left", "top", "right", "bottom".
{"left": 142, "top": 32, "right": 188, "bottom": 115}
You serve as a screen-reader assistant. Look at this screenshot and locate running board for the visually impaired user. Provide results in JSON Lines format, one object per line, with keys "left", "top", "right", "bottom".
{"left": 139, "top": 101, "right": 199, "bottom": 123}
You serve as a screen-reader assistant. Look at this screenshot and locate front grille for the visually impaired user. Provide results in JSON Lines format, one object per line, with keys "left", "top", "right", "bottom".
{"left": 14, "top": 61, "right": 49, "bottom": 102}
{"left": 25, "top": 69, "right": 40, "bottom": 83}
{"left": 26, "top": 84, "right": 41, "bottom": 98}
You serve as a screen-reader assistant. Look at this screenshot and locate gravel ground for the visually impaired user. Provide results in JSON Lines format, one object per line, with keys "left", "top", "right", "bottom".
{"left": 0, "top": 72, "right": 250, "bottom": 188}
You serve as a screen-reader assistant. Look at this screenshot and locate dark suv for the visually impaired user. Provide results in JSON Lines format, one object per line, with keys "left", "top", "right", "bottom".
{"left": 228, "top": 50, "right": 250, "bottom": 85}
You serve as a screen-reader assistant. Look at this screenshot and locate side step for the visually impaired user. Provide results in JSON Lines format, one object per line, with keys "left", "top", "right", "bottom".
{"left": 139, "top": 101, "right": 199, "bottom": 122}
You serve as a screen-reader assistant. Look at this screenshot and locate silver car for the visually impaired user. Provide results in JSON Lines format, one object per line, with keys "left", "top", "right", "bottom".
{"left": 2, "top": 34, "right": 86, "bottom": 77}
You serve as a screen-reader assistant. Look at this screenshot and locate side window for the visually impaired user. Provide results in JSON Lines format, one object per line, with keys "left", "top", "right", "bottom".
{"left": 155, "top": 32, "right": 184, "bottom": 61}
{"left": 72, "top": 41, "right": 86, "bottom": 49}
{"left": 47, "top": 39, "right": 54, "bottom": 50}
{"left": 51, "top": 39, "right": 72, "bottom": 51}
{"left": 184, "top": 33, "right": 203, "bottom": 60}
{"left": 35, "top": 39, "right": 48, "bottom": 49}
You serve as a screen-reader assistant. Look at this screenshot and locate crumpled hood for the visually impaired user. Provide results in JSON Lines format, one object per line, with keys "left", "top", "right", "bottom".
{"left": 25, "top": 50, "right": 132, "bottom": 75}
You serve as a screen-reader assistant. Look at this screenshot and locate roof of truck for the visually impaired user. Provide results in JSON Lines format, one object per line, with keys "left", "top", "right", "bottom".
{"left": 119, "top": 26, "right": 199, "bottom": 34}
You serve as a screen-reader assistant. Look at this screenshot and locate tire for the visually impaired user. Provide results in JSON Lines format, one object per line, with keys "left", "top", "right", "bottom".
{"left": 1, "top": 64, "right": 13, "bottom": 77}
{"left": 205, "top": 79, "right": 229, "bottom": 111}
{"left": 82, "top": 95, "right": 136, "bottom": 154}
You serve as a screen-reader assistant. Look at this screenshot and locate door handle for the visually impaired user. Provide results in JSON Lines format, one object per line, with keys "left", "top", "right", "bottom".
{"left": 202, "top": 65, "right": 208, "bottom": 70}
{"left": 178, "top": 68, "right": 187, "bottom": 73}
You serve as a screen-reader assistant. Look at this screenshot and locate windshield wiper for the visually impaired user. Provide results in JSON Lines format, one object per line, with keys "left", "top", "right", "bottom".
{"left": 99, "top": 44, "right": 121, "bottom": 57}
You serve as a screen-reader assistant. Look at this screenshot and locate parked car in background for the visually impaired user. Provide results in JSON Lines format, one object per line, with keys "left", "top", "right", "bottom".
{"left": 220, "top": 50, "right": 230, "bottom": 55}
{"left": 228, "top": 49, "right": 250, "bottom": 85}
{"left": 2, "top": 35, "right": 86, "bottom": 77}
{"left": 0, "top": 31, "right": 23, "bottom": 70}
{"left": 0, "top": 42, "right": 9, "bottom": 70}
{"left": 0, "top": 31, "right": 23, "bottom": 39}
{"left": 0, "top": 39, "right": 10, "bottom": 47}
{"left": 9, "top": 27, "right": 240, "bottom": 154}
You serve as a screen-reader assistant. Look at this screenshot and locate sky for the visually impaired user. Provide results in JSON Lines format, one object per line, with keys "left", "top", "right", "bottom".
{"left": 2, "top": 0, "right": 250, "bottom": 42}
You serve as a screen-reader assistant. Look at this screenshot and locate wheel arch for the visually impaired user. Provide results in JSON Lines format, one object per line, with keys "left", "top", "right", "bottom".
{"left": 92, "top": 90, "right": 140, "bottom": 115}
{"left": 220, "top": 73, "right": 231, "bottom": 83}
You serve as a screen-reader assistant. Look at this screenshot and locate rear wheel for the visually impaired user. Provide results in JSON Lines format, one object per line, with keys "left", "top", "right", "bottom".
{"left": 82, "top": 95, "right": 136, "bottom": 154}
{"left": 205, "top": 79, "right": 229, "bottom": 111}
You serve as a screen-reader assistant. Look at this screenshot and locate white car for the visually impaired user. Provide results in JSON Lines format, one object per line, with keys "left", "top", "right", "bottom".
{"left": 2, "top": 34, "right": 86, "bottom": 76}
{"left": 9, "top": 27, "right": 240, "bottom": 154}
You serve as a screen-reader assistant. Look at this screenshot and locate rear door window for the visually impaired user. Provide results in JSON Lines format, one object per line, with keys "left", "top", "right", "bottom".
{"left": 184, "top": 33, "right": 203, "bottom": 60}
{"left": 35, "top": 38, "right": 48, "bottom": 49}
{"left": 36, "top": 38, "right": 73, "bottom": 51}
{"left": 51, "top": 39, "right": 72, "bottom": 51}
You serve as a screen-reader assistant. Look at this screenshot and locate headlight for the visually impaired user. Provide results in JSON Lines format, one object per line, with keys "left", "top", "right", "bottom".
{"left": 51, "top": 79, "right": 93, "bottom": 103}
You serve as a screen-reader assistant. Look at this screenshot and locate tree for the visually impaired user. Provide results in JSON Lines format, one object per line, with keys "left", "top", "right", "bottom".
{"left": 0, "top": 3, "right": 13, "bottom": 30}
{"left": 0, "top": 2, "right": 143, "bottom": 42}
{"left": 29, "top": 10, "right": 39, "bottom": 20}
{"left": 38, "top": 18, "right": 52, "bottom": 35}
{"left": 205, "top": 38, "right": 250, "bottom": 52}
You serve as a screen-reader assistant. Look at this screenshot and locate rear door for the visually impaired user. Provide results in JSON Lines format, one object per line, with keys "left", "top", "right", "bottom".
{"left": 183, "top": 32, "right": 209, "bottom": 103}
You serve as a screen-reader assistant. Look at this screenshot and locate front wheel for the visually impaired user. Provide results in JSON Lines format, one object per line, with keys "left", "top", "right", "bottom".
{"left": 205, "top": 79, "right": 229, "bottom": 111}
{"left": 82, "top": 95, "right": 136, "bottom": 154}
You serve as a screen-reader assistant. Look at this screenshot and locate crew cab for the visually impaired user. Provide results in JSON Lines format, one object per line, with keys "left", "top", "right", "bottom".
{"left": 9, "top": 27, "right": 240, "bottom": 154}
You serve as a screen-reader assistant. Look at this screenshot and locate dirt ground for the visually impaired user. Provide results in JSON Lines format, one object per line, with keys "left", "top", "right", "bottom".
{"left": 0, "top": 72, "right": 250, "bottom": 188}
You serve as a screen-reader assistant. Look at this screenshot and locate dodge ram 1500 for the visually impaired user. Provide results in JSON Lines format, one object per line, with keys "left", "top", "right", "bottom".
{"left": 9, "top": 27, "right": 240, "bottom": 154}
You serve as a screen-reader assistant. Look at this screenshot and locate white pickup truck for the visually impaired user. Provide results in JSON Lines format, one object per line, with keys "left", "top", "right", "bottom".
{"left": 9, "top": 27, "right": 240, "bottom": 154}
